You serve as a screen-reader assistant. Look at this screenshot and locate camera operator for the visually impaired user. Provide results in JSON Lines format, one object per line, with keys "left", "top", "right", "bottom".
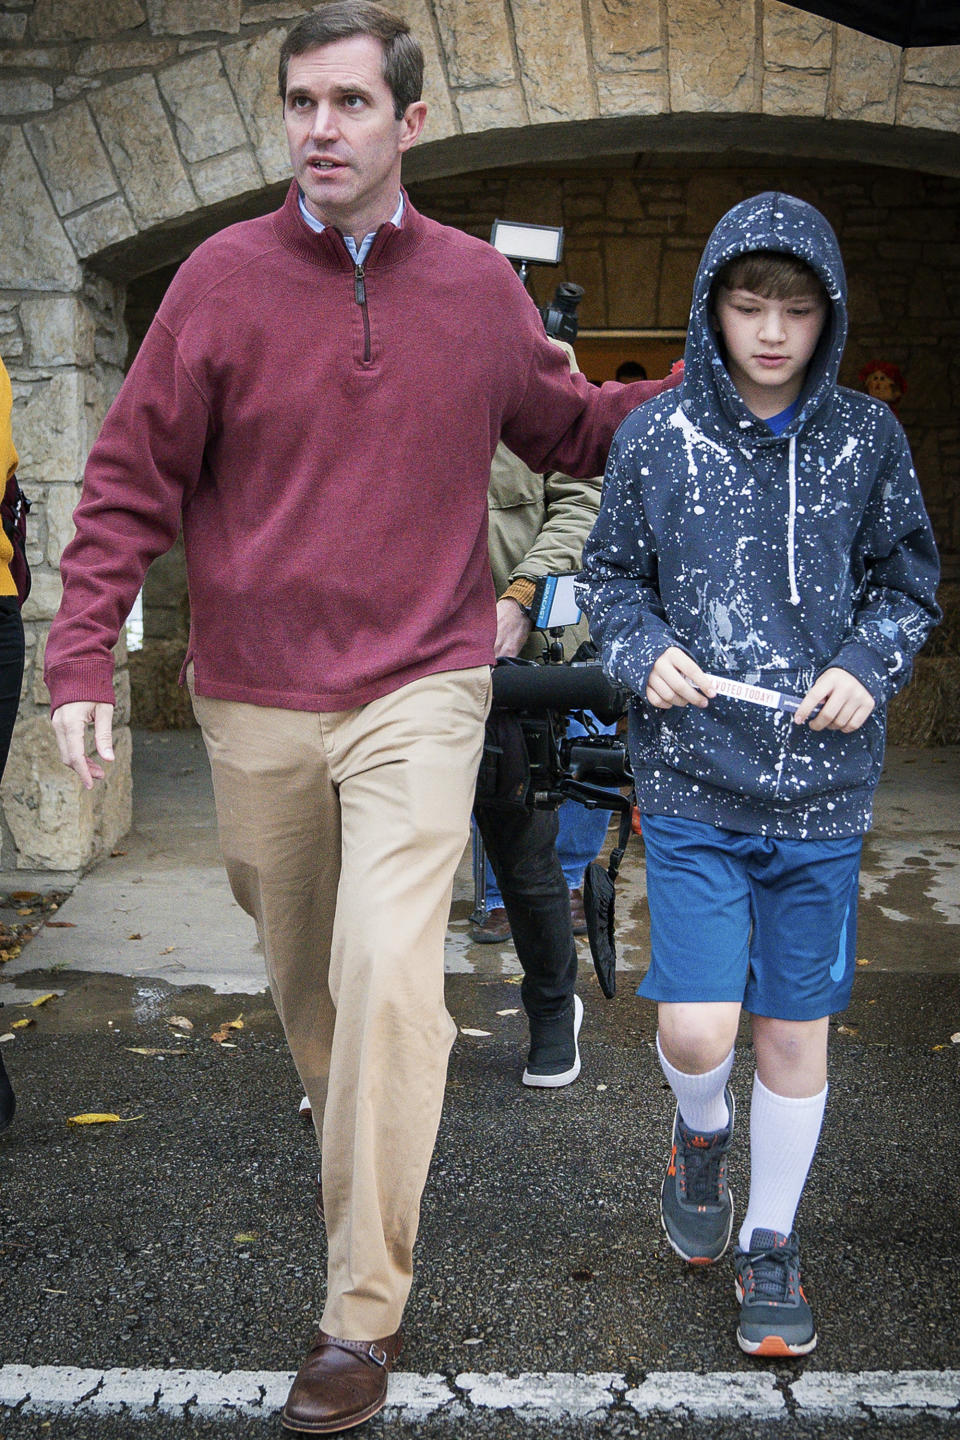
{"left": 472, "top": 337, "right": 613, "bottom": 1087}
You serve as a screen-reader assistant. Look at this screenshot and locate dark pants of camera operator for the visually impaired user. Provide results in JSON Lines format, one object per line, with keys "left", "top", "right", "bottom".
{"left": 473, "top": 797, "right": 578, "bottom": 1036}
{"left": 0, "top": 600, "right": 23, "bottom": 775}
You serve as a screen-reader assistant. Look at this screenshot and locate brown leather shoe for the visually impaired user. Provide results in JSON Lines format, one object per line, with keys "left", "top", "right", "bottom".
{"left": 281, "top": 1329, "right": 402, "bottom": 1433}
{"left": 569, "top": 887, "right": 589, "bottom": 937}
{"left": 469, "top": 906, "right": 512, "bottom": 943}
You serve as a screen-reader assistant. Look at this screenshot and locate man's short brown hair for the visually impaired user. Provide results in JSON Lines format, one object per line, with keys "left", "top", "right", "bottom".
{"left": 713, "top": 251, "right": 826, "bottom": 303}
{"left": 278, "top": 2, "right": 423, "bottom": 119}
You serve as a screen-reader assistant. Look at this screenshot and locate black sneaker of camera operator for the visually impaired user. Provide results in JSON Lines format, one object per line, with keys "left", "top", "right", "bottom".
{"left": 522, "top": 993, "right": 583, "bottom": 1088}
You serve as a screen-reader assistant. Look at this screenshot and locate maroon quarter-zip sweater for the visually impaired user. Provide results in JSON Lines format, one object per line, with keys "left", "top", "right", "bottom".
{"left": 46, "top": 183, "right": 676, "bottom": 714}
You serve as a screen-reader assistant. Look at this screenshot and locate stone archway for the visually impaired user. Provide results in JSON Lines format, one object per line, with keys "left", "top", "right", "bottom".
{"left": 0, "top": 0, "right": 958, "bottom": 874}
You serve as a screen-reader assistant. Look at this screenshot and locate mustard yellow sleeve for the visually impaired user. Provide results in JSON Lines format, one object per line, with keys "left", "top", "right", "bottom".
{"left": 0, "top": 360, "right": 16, "bottom": 483}
{"left": 0, "top": 360, "right": 19, "bottom": 593}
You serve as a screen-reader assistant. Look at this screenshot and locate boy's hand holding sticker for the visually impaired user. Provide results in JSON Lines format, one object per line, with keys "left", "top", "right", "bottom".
{"left": 792, "top": 667, "right": 875, "bottom": 733}
{"left": 647, "top": 646, "right": 717, "bottom": 709}
{"left": 688, "top": 667, "right": 875, "bottom": 732}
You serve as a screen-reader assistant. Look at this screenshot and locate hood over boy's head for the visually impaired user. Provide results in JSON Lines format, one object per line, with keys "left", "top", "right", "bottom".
{"left": 681, "top": 192, "right": 847, "bottom": 437}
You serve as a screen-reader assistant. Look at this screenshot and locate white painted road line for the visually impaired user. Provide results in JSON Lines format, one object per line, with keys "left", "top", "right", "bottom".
{"left": 1, "top": 1365, "right": 959, "bottom": 1422}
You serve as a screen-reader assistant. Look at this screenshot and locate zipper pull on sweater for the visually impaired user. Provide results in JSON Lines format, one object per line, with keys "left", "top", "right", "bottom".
{"left": 354, "top": 263, "right": 371, "bottom": 362}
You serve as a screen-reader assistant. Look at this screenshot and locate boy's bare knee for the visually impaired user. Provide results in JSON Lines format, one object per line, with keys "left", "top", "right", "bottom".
{"left": 658, "top": 1001, "right": 740, "bottom": 1073}
{"left": 751, "top": 1014, "right": 828, "bottom": 1095}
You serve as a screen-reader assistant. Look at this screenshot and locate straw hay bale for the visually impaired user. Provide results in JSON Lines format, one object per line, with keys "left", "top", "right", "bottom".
{"left": 128, "top": 640, "right": 196, "bottom": 730}
{"left": 885, "top": 585, "right": 960, "bottom": 746}
{"left": 887, "top": 656, "right": 960, "bottom": 746}
{"left": 924, "top": 582, "right": 960, "bottom": 659}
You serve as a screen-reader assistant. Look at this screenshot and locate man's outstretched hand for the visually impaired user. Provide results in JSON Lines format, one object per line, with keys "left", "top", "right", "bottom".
{"left": 51, "top": 701, "right": 115, "bottom": 790}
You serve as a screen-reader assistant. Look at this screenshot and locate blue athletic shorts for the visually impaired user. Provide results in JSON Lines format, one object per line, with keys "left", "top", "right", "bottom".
{"left": 639, "top": 813, "right": 862, "bottom": 1021}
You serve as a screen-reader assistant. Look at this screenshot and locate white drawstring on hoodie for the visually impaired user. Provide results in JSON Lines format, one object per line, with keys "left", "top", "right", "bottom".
{"left": 786, "top": 434, "right": 800, "bottom": 605}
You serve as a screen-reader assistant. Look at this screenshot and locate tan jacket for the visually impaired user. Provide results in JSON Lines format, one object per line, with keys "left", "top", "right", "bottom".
{"left": 487, "top": 342, "right": 600, "bottom": 660}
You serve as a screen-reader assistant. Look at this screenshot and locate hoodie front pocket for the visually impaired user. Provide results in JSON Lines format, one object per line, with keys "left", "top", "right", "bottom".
{"left": 656, "top": 683, "right": 882, "bottom": 806}
{"left": 658, "top": 694, "right": 785, "bottom": 801}
{"left": 768, "top": 709, "right": 883, "bottom": 803}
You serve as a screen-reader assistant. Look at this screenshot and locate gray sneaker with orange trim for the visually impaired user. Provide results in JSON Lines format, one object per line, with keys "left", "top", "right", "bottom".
{"left": 734, "top": 1228, "right": 817, "bottom": 1357}
{"left": 659, "top": 1087, "right": 735, "bottom": 1264}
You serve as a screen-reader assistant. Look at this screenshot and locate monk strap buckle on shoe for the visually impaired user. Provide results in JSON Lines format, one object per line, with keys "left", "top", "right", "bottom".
{"left": 281, "top": 1329, "right": 402, "bottom": 1433}
{"left": 319, "top": 1336, "right": 390, "bottom": 1367}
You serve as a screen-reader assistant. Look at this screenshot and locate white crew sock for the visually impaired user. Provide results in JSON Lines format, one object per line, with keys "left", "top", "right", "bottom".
{"left": 656, "top": 1033, "right": 734, "bottom": 1133}
{"left": 738, "top": 1072, "right": 828, "bottom": 1250}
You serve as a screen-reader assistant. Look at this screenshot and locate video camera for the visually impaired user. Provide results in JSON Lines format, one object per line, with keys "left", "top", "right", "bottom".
{"left": 540, "top": 281, "right": 584, "bottom": 345}
{"left": 480, "top": 574, "right": 633, "bottom": 817}
{"left": 483, "top": 225, "right": 626, "bottom": 809}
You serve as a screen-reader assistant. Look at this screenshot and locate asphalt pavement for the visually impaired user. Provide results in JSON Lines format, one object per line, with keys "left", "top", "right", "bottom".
{"left": 0, "top": 732, "right": 957, "bottom": 1439}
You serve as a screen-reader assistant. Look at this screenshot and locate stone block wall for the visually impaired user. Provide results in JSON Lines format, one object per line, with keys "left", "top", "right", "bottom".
{"left": 0, "top": 1, "right": 956, "bottom": 270}
{"left": 0, "top": 276, "right": 132, "bottom": 873}
{"left": 0, "top": 0, "right": 957, "bottom": 874}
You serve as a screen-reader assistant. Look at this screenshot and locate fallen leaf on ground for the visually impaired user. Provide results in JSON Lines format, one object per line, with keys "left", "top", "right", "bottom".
{"left": 124, "top": 1047, "right": 188, "bottom": 1057}
{"left": 951, "top": 1032, "right": 960, "bottom": 1044}
{"left": 836, "top": 1024, "right": 859, "bottom": 1036}
{"left": 16, "top": 908, "right": 34, "bottom": 916}
{"left": 459, "top": 1028, "right": 491, "bottom": 1037}
{"left": 233, "top": 1233, "right": 258, "bottom": 1244}
{"left": 855, "top": 957, "right": 870, "bottom": 967}
{"left": 9, "top": 891, "right": 40, "bottom": 902}
{"left": 0, "top": 1032, "right": 13, "bottom": 1042}
{"left": 45, "top": 921, "right": 76, "bottom": 929}
{"left": 159, "top": 946, "right": 175, "bottom": 955}
{"left": 67, "top": 1112, "right": 143, "bottom": 1125}
{"left": 211, "top": 1015, "right": 244, "bottom": 1043}
{"left": 167, "top": 1016, "right": 194, "bottom": 1032}
{"left": 30, "top": 993, "right": 57, "bottom": 1007}
{"left": 110, "top": 850, "right": 127, "bottom": 857}
{"left": 496, "top": 1008, "right": 519, "bottom": 1016}
{"left": 10, "top": 1017, "right": 34, "bottom": 1030}
{"left": 127, "top": 933, "right": 142, "bottom": 941}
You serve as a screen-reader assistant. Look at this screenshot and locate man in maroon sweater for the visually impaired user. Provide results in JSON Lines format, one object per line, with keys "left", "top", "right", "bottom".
{"left": 46, "top": 3, "right": 677, "bottom": 1430}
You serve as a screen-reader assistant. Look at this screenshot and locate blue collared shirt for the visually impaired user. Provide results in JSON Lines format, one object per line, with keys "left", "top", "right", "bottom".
{"left": 298, "top": 190, "right": 404, "bottom": 266}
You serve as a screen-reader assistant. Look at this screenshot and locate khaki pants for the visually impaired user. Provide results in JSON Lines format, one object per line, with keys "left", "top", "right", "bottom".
{"left": 190, "top": 666, "right": 491, "bottom": 1339}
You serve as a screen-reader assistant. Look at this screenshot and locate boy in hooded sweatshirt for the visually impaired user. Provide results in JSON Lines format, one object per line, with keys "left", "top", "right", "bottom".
{"left": 578, "top": 193, "right": 940, "bottom": 1357}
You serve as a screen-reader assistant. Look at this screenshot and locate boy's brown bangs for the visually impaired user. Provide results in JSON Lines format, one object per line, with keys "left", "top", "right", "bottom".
{"left": 715, "top": 251, "right": 825, "bottom": 301}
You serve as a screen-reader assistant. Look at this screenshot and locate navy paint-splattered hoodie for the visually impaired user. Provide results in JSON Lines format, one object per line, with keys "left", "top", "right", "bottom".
{"left": 578, "top": 192, "right": 940, "bottom": 839}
